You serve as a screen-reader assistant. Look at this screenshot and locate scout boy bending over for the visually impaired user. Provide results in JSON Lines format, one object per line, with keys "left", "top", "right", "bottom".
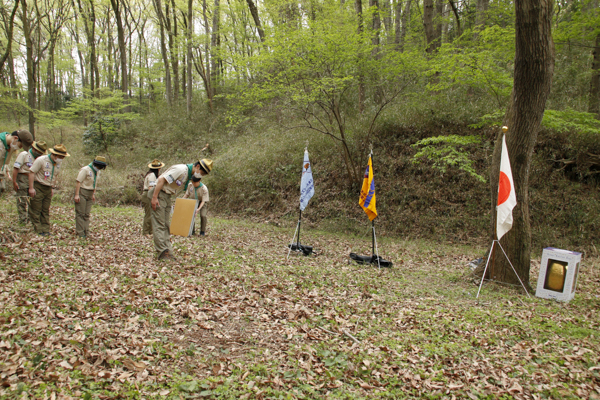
{"left": 12, "top": 141, "right": 47, "bottom": 224}
{"left": 28, "top": 144, "right": 70, "bottom": 236}
{"left": 1, "top": 130, "right": 33, "bottom": 195}
{"left": 182, "top": 176, "right": 209, "bottom": 236}
{"left": 74, "top": 156, "right": 108, "bottom": 238}
{"left": 150, "top": 158, "right": 213, "bottom": 260}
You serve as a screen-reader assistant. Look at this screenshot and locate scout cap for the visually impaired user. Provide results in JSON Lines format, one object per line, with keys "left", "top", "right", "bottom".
{"left": 93, "top": 156, "right": 108, "bottom": 166}
{"left": 148, "top": 159, "right": 165, "bottom": 169}
{"left": 199, "top": 158, "right": 213, "bottom": 174}
{"left": 16, "top": 130, "right": 34, "bottom": 149}
{"left": 31, "top": 141, "right": 48, "bottom": 154}
{"left": 48, "top": 144, "right": 70, "bottom": 157}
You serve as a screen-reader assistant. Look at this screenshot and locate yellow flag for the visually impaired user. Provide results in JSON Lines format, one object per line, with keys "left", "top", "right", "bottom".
{"left": 359, "top": 155, "right": 377, "bottom": 221}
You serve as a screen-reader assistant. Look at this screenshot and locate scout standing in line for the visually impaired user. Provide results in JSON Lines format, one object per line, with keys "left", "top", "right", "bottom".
{"left": 74, "top": 156, "right": 108, "bottom": 238}
{"left": 1, "top": 130, "right": 34, "bottom": 195}
{"left": 28, "top": 144, "right": 70, "bottom": 236}
{"left": 12, "top": 141, "right": 48, "bottom": 224}
{"left": 150, "top": 158, "right": 213, "bottom": 260}
{"left": 182, "top": 176, "right": 210, "bottom": 236}
{"left": 142, "top": 159, "right": 164, "bottom": 235}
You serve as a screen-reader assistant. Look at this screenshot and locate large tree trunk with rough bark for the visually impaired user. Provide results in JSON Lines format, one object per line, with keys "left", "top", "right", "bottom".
{"left": 487, "top": 0, "right": 555, "bottom": 287}
{"left": 21, "top": 0, "right": 36, "bottom": 136}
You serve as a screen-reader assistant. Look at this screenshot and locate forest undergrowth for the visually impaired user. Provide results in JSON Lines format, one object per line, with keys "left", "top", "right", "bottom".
{"left": 0, "top": 198, "right": 599, "bottom": 399}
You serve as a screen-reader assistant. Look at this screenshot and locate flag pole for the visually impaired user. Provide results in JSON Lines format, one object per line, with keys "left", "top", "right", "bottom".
{"left": 297, "top": 210, "right": 302, "bottom": 247}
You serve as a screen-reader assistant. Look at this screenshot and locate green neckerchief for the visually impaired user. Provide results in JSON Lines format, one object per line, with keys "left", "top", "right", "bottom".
{"left": 47, "top": 155, "right": 56, "bottom": 182}
{"left": 184, "top": 164, "right": 193, "bottom": 191}
{"left": 192, "top": 182, "right": 204, "bottom": 200}
{"left": 88, "top": 163, "right": 98, "bottom": 189}
{"left": 0, "top": 132, "right": 8, "bottom": 170}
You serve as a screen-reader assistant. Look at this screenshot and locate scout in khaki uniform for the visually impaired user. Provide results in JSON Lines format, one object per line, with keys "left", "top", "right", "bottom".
{"left": 28, "top": 144, "right": 70, "bottom": 236}
{"left": 182, "top": 176, "right": 210, "bottom": 235}
{"left": 74, "top": 156, "right": 108, "bottom": 238}
{"left": 142, "top": 159, "right": 164, "bottom": 235}
{"left": 1, "top": 130, "right": 34, "bottom": 195}
{"left": 150, "top": 158, "right": 213, "bottom": 260}
{"left": 12, "top": 141, "right": 48, "bottom": 223}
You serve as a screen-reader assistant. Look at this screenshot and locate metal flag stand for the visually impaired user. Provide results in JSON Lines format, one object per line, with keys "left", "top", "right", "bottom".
{"left": 287, "top": 143, "right": 313, "bottom": 258}
{"left": 476, "top": 239, "right": 532, "bottom": 299}
{"left": 349, "top": 148, "right": 392, "bottom": 268}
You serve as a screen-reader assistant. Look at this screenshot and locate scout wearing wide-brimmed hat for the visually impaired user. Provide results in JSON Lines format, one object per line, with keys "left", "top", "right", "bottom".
{"left": 182, "top": 175, "right": 210, "bottom": 236}
{"left": 0, "top": 130, "right": 33, "bottom": 195}
{"left": 74, "top": 156, "right": 108, "bottom": 238}
{"left": 141, "top": 159, "right": 166, "bottom": 235}
{"left": 12, "top": 141, "right": 47, "bottom": 223}
{"left": 149, "top": 157, "right": 213, "bottom": 260}
{"left": 28, "top": 144, "right": 70, "bottom": 235}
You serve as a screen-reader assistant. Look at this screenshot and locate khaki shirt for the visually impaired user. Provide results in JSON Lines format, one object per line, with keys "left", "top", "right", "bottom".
{"left": 13, "top": 150, "right": 36, "bottom": 174}
{"left": 143, "top": 172, "right": 157, "bottom": 191}
{"left": 0, "top": 132, "right": 16, "bottom": 176}
{"left": 185, "top": 183, "right": 209, "bottom": 202}
{"left": 158, "top": 164, "right": 190, "bottom": 195}
{"left": 76, "top": 165, "right": 99, "bottom": 190}
{"left": 30, "top": 155, "right": 61, "bottom": 187}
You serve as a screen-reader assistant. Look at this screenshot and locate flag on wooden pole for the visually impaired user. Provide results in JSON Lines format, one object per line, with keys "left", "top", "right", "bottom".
{"left": 496, "top": 130, "right": 517, "bottom": 240}
{"left": 299, "top": 150, "right": 314, "bottom": 211}
{"left": 359, "top": 155, "right": 377, "bottom": 221}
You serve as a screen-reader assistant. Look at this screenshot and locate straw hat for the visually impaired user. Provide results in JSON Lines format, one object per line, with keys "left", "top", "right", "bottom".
{"left": 93, "top": 156, "right": 108, "bottom": 166}
{"left": 31, "top": 141, "right": 48, "bottom": 154}
{"left": 148, "top": 159, "right": 165, "bottom": 169}
{"left": 48, "top": 144, "right": 70, "bottom": 157}
{"left": 199, "top": 158, "right": 213, "bottom": 174}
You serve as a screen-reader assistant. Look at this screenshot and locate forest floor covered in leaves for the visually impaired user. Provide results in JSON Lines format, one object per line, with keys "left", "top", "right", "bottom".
{"left": 1, "top": 200, "right": 599, "bottom": 400}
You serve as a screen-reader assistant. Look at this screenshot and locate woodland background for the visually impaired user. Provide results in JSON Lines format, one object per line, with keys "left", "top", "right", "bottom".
{"left": 0, "top": 0, "right": 600, "bottom": 252}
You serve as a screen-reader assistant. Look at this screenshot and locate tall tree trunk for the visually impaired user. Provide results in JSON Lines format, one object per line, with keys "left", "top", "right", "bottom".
{"left": 210, "top": 0, "right": 221, "bottom": 96}
{"left": 488, "top": 0, "right": 554, "bottom": 286}
{"left": 187, "top": 0, "right": 193, "bottom": 114}
{"left": 202, "top": 0, "right": 213, "bottom": 104}
{"left": 381, "top": 0, "right": 392, "bottom": 43}
{"left": 21, "top": 0, "right": 36, "bottom": 136}
{"left": 154, "top": 0, "right": 173, "bottom": 105}
{"left": 166, "top": 0, "right": 180, "bottom": 102}
{"left": 246, "top": 0, "right": 265, "bottom": 42}
{"left": 588, "top": 33, "right": 600, "bottom": 118}
{"left": 110, "top": 0, "right": 129, "bottom": 111}
{"left": 356, "top": 0, "right": 365, "bottom": 113}
{"left": 399, "top": 0, "right": 411, "bottom": 51}
{"left": 394, "top": 0, "right": 402, "bottom": 49}
{"left": 476, "top": 0, "right": 489, "bottom": 33}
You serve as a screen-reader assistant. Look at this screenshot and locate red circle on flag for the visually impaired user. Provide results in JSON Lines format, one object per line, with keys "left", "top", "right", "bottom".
{"left": 498, "top": 171, "right": 511, "bottom": 205}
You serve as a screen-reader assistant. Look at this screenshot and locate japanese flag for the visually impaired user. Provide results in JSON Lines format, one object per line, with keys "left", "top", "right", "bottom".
{"left": 496, "top": 133, "right": 517, "bottom": 240}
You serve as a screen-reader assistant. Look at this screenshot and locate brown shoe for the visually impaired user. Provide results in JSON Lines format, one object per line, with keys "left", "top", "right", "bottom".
{"left": 158, "top": 250, "right": 176, "bottom": 261}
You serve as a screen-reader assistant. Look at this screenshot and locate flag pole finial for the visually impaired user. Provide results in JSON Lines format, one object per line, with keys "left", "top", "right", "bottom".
{"left": 502, "top": 126, "right": 508, "bottom": 133}
{"left": 305, "top": 140, "right": 309, "bottom": 152}
{"left": 369, "top": 143, "right": 373, "bottom": 156}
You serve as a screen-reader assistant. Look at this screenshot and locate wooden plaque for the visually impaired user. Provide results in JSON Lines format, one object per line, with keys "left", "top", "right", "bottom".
{"left": 170, "top": 198, "right": 197, "bottom": 237}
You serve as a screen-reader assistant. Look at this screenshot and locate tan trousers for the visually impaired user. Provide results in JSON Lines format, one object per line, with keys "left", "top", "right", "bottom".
{"left": 149, "top": 188, "right": 173, "bottom": 255}
{"left": 15, "top": 173, "right": 30, "bottom": 223}
{"left": 193, "top": 203, "right": 208, "bottom": 233}
{"left": 75, "top": 188, "right": 94, "bottom": 237}
{"left": 29, "top": 181, "right": 53, "bottom": 234}
{"left": 141, "top": 190, "right": 153, "bottom": 234}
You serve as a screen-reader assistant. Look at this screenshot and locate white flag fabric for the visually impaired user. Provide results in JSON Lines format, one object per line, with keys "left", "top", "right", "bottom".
{"left": 299, "top": 150, "right": 315, "bottom": 211}
{"left": 496, "top": 134, "right": 517, "bottom": 240}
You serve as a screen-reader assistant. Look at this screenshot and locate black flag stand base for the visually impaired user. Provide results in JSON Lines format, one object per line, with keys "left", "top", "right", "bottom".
{"left": 287, "top": 210, "right": 313, "bottom": 258}
{"left": 349, "top": 221, "right": 392, "bottom": 268}
{"left": 476, "top": 239, "right": 531, "bottom": 299}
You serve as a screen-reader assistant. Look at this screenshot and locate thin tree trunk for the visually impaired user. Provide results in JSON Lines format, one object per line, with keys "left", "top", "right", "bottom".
{"left": 0, "top": 0, "right": 20, "bottom": 76}
{"left": 399, "top": 0, "right": 411, "bottom": 51}
{"left": 166, "top": 0, "right": 180, "bottom": 102}
{"left": 154, "top": 0, "right": 173, "bottom": 105}
{"left": 356, "top": 0, "right": 365, "bottom": 113}
{"left": 246, "top": 0, "right": 265, "bottom": 42}
{"left": 110, "top": 0, "right": 129, "bottom": 111}
{"left": 187, "top": 0, "right": 193, "bottom": 114}
{"left": 210, "top": 0, "right": 221, "bottom": 95}
{"left": 488, "top": 0, "right": 555, "bottom": 286}
{"left": 21, "top": 0, "right": 36, "bottom": 136}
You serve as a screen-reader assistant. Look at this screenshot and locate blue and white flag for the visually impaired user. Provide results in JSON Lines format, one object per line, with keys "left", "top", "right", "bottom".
{"left": 299, "top": 150, "right": 314, "bottom": 211}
